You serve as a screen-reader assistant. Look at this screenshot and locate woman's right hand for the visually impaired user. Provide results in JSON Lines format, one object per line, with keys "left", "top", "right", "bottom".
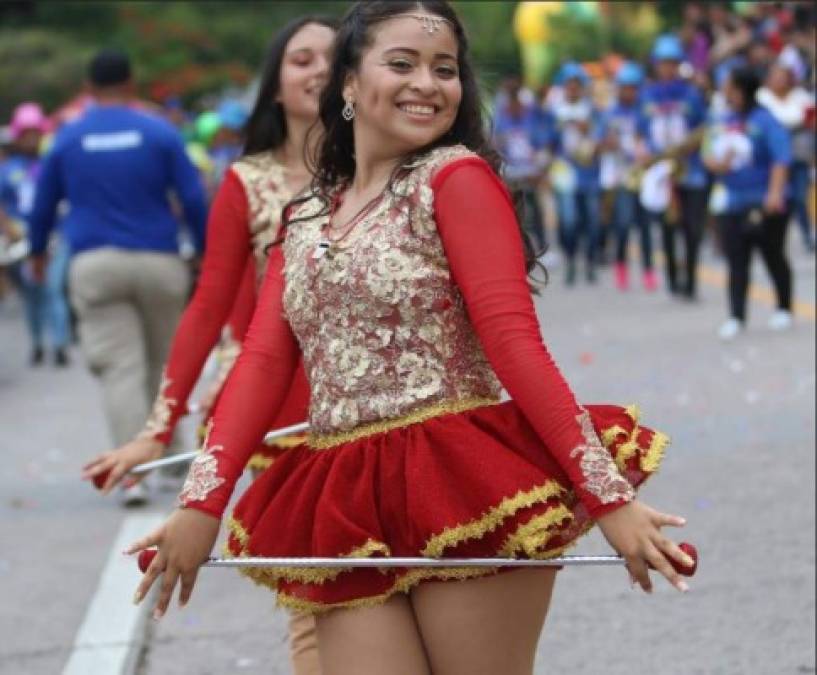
{"left": 596, "top": 499, "right": 693, "bottom": 594}
{"left": 82, "top": 437, "right": 166, "bottom": 494}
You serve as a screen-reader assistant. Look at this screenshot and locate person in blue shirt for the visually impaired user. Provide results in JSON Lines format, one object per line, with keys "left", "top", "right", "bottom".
{"left": 599, "top": 62, "right": 657, "bottom": 292}
{"left": 27, "top": 49, "right": 208, "bottom": 450}
{"left": 702, "top": 66, "right": 793, "bottom": 341}
{"left": 640, "top": 34, "right": 709, "bottom": 300}
{"left": 493, "top": 76, "right": 551, "bottom": 253}
{"left": 548, "top": 62, "right": 604, "bottom": 285}
{"left": 0, "top": 102, "right": 72, "bottom": 366}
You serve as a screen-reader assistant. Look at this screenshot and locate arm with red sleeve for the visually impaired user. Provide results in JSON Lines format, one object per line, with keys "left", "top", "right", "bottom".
{"left": 141, "top": 169, "right": 254, "bottom": 445}
{"left": 178, "top": 246, "right": 300, "bottom": 518}
{"left": 432, "top": 157, "right": 634, "bottom": 518}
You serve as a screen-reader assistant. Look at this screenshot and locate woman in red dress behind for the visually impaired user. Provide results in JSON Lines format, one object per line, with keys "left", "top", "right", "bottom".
{"left": 130, "top": 3, "right": 691, "bottom": 673}
{"left": 82, "top": 17, "right": 337, "bottom": 489}
{"left": 83, "top": 16, "right": 336, "bottom": 675}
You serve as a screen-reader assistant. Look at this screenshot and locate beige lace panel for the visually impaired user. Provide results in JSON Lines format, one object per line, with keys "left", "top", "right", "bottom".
{"left": 231, "top": 152, "right": 295, "bottom": 284}
{"left": 178, "top": 420, "right": 225, "bottom": 505}
{"left": 138, "top": 369, "right": 177, "bottom": 439}
{"left": 283, "top": 145, "right": 501, "bottom": 435}
{"left": 570, "top": 408, "right": 634, "bottom": 504}
{"left": 213, "top": 325, "right": 242, "bottom": 390}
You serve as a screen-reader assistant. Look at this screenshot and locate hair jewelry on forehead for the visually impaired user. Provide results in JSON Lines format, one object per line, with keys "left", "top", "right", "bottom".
{"left": 392, "top": 13, "right": 451, "bottom": 35}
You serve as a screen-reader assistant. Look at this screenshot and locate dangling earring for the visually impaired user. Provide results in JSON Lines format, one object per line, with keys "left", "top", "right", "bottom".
{"left": 342, "top": 98, "right": 355, "bottom": 121}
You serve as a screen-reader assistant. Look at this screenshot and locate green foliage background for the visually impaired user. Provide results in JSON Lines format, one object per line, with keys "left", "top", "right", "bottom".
{"left": 0, "top": 1, "right": 668, "bottom": 120}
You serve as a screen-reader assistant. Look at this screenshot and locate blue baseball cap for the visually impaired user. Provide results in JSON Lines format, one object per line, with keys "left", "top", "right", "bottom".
{"left": 652, "top": 34, "right": 684, "bottom": 62}
{"left": 615, "top": 61, "right": 644, "bottom": 87}
{"left": 556, "top": 61, "right": 589, "bottom": 85}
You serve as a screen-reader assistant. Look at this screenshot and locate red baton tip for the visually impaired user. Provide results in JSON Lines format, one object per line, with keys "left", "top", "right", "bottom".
{"left": 676, "top": 542, "right": 698, "bottom": 576}
{"left": 92, "top": 470, "right": 111, "bottom": 490}
{"left": 138, "top": 548, "right": 158, "bottom": 574}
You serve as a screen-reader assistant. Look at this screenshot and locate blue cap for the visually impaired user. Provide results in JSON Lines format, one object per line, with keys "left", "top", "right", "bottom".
{"left": 556, "top": 61, "right": 588, "bottom": 85}
{"left": 217, "top": 100, "right": 249, "bottom": 131}
{"left": 615, "top": 61, "right": 644, "bottom": 87}
{"left": 652, "top": 34, "right": 684, "bottom": 62}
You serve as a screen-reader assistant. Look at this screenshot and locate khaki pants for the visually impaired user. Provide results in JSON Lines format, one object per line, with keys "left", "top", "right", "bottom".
{"left": 69, "top": 247, "right": 189, "bottom": 446}
{"left": 289, "top": 611, "right": 321, "bottom": 675}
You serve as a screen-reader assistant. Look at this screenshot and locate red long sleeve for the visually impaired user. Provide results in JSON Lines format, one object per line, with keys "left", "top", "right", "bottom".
{"left": 142, "top": 169, "right": 253, "bottom": 444}
{"left": 432, "top": 158, "right": 633, "bottom": 517}
{"left": 225, "top": 258, "right": 259, "bottom": 341}
{"left": 180, "top": 247, "right": 301, "bottom": 518}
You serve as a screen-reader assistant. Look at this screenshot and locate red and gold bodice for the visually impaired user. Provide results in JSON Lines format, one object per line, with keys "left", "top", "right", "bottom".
{"left": 231, "top": 151, "right": 292, "bottom": 284}
{"left": 283, "top": 146, "right": 501, "bottom": 438}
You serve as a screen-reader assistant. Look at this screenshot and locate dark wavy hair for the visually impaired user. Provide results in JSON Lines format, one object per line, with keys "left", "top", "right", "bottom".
{"left": 285, "top": 1, "right": 541, "bottom": 274}
{"left": 728, "top": 65, "right": 762, "bottom": 115}
{"left": 242, "top": 15, "right": 338, "bottom": 157}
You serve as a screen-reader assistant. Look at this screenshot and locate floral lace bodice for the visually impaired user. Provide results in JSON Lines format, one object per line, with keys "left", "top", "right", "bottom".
{"left": 232, "top": 151, "right": 291, "bottom": 283}
{"left": 283, "top": 146, "right": 501, "bottom": 435}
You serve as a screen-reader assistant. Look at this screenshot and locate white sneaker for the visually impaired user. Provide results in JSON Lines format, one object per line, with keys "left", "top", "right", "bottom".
{"left": 768, "top": 310, "right": 793, "bottom": 331}
{"left": 717, "top": 318, "right": 743, "bottom": 341}
{"left": 119, "top": 481, "right": 150, "bottom": 508}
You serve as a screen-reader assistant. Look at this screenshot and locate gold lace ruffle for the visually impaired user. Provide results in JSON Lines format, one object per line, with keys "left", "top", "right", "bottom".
{"left": 422, "top": 481, "right": 565, "bottom": 557}
{"left": 309, "top": 397, "right": 499, "bottom": 450}
{"left": 226, "top": 517, "right": 393, "bottom": 586}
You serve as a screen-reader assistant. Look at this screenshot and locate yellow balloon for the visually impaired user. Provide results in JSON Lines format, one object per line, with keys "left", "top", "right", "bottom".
{"left": 514, "top": 1, "right": 563, "bottom": 45}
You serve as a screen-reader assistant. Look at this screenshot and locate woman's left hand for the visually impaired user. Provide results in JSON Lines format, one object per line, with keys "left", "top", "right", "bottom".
{"left": 126, "top": 508, "right": 220, "bottom": 619}
{"left": 595, "top": 500, "right": 691, "bottom": 594}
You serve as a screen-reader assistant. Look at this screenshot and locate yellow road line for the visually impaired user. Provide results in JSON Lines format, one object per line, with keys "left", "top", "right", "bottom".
{"left": 635, "top": 247, "right": 816, "bottom": 321}
{"left": 695, "top": 263, "right": 816, "bottom": 321}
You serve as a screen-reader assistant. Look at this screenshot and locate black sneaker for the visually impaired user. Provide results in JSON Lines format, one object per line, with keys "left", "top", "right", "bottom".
{"left": 30, "top": 346, "right": 44, "bottom": 366}
{"left": 54, "top": 348, "right": 70, "bottom": 367}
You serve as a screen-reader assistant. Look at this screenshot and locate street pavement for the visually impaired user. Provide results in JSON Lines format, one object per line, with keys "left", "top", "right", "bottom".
{"left": 1, "top": 241, "right": 814, "bottom": 675}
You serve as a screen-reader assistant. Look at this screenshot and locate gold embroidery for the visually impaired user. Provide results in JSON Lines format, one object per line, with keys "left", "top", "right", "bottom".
{"left": 139, "top": 369, "right": 177, "bottom": 439}
{"left": 570, "top": 408, "right": 635, "bottom": 504}
{"left": 643, "top": 431, "right": 670, "bottom": 473}
{"left": 422, "top": 481, "right": 565, "bottom": 557}
{"left": 283, "top": 145, "right": 501, "bottom": 437}
{"left": 499, "top": 504, "right": 574, "bottom": 557}
{"left": 231, "top": 152, "right": 294, "bottom": 282}
{"left": 310, "top": 397, "right": 498, "bottom": 449}
{"left": 178, "top": 419, "right": 225, "bottom": 505}
{"left": 226, "top": 517, "right": 392, "bottom": 585}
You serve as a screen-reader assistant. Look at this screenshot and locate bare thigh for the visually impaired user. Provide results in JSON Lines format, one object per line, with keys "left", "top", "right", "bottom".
{"left": 410, "top": 568, "right": 557, "bottom": 675}
{"left": 315, "top": 594, "right": 430, "bottom": 675}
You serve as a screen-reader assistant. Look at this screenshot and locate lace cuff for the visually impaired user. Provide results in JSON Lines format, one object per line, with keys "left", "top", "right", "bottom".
{"left": 178, "top": 420, "right": 226, "bottom": 507}
{"left": 570, "top": 408, "right": 634, "bottom": 510}
{"left": 138, "top": 369, "right": 178, "bottom": 443}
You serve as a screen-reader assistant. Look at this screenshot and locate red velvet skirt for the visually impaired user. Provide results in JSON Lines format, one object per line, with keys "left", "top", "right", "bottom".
{"left": 225, "top": 400, "right": 667, "bottom": 614}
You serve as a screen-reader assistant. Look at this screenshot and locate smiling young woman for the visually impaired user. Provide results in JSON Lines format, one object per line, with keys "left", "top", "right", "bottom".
{"left": 128, "top": 4, "right": 690, "bottom": 674}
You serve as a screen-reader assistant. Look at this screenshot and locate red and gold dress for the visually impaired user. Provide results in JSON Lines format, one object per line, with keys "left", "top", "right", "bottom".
{"left": 179, "top": 145, "right": 668, "bottom": 613}
{"left": 140, "top": 151, "right": 308, "bottom": 468}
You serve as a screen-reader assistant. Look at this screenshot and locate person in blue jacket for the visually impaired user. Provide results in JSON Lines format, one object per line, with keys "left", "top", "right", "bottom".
{"left": 548, "top": 61, "right": 604, "bottom": 285}
{"left": 703, "top": 66, "right": 793, "bottom": 341}
{"left": 27, "top": 49, "right": 208, "bottom": 451}
{"left": 641, "top": 34, "right": 709, "bottom": 300}
{"left": 599, "top": 62, "right": 656, "bottom": 292}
